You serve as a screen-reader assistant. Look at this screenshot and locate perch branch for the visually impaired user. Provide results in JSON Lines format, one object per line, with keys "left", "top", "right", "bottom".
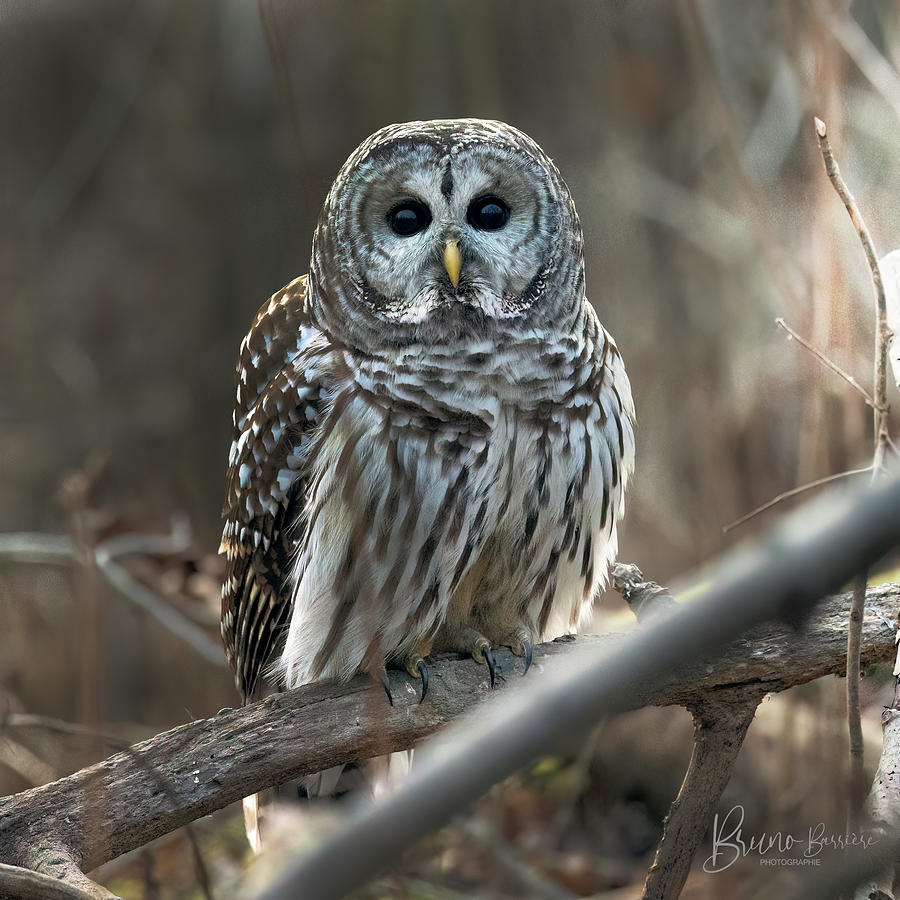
{"left": 2, "top": 478, "right": 899, "bottom": 899}
{"left": 1, "top": 582, "right": 897, "bottom": 898}
{"left": 0, "top": 581, "right": 897, "bottom": 896}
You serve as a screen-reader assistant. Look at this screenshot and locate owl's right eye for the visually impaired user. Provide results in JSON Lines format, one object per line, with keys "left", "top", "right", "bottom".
{"left": 387, "top": 201, "right": 431, "bottom": 236}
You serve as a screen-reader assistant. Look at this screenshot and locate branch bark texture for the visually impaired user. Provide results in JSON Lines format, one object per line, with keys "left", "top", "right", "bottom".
{"left": 1, "top": 583, "right": 897, "bottom": 890}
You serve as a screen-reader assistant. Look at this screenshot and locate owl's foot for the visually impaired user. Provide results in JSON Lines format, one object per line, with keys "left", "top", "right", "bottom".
{"left": 395, "top": 640, "right": 433, "bottom": 704}
{"left": 498, "top": 626, "right": 534, "bottom": 675}
{"left": 405, "top": 656, "right": 429, "bottom": 704}
{"left": 450, "top": 626, "right": 496, "bottom": 688}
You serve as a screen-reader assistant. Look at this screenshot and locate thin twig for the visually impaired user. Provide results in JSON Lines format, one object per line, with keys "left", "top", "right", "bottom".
{"left": 814, "top": 116, "right": 894, "bottom": 839}
{"left": 722, "top": 466, "right": 871, "bottom": 533}
{"left": 814, "top": 117, "right": 892, "bottom": 465}
{"left": 775, "top": 317, "right": 879, "bottom": 409}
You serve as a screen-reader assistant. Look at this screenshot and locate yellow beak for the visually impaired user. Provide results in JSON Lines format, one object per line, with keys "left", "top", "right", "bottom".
{"left": 444, "top": 238, "right": 462, "bottom": 289}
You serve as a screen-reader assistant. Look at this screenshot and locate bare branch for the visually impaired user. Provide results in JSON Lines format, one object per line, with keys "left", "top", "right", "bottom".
{"left": 814, "top": 115, "right": 895, "bottom": 843}
{"left": 855, "top": 706, "right": 900, "bottom": 899}
{"left": 723, "top": 466, "right": 871, "bottom": 533}
{"left": 1, "top": 580, "right": 897, "bottom": 898}
{"left": 775, "top": 316, "right": 879, "bottom": 409}
{"left": 611, "top": 562, "right": 677, "bottom": 621}
{"left": 813, "top": 117, "right": 892, "bottom": 464}
{"left": 0, "top": 863, "right": 116, "bottom": 900}
{"left": 3, "top": 479, "right": 899, "bottom": 898}
{"left": 641, "top": 691, "right": 760, "bottom": 900}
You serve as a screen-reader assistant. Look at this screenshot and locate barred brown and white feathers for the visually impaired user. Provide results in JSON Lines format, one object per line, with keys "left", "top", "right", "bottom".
{"left": 220, "top": 119, "right": 635, "bottom": 705}
{"left": 219, "top": 276, "right": 326, "bottom": 700}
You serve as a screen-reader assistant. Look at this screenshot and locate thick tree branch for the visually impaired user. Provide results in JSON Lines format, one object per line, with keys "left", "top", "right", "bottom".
{"left": 642, "top": 690, "right": 761, "bottom": 900}
{"left": 1, "top": 583, "right": 897, "bottom": 896}
{"left": 855, "top": 706, "right": 900, "bottom": 899}
{"left": 0, "top": 863, "right": 115, "bottom": 900}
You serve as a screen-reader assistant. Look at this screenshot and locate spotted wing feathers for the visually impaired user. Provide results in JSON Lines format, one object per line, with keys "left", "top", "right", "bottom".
{"left": 220, "top": 276, "right": 325, "bottom": 700}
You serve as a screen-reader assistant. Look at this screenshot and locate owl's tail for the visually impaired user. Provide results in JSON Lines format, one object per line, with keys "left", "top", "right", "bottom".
{"left": 300, "top": 752, "right": 412, "bottom": 800}
{"left": 242, "top": 793, "right": 262, "bottom": 856}
{"left": 241, "top": 753, "right": 412, "bottom": 853}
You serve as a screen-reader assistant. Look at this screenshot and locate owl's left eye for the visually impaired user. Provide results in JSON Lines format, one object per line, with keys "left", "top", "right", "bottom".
{"left": 467, "top": 195, "right": 510, "bottom": 231}
{"left": 387, "top": 200, "right": 431, "bottom": 236}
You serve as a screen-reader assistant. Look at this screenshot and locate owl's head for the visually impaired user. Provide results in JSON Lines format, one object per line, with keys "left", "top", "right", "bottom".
{"left": 309, "top": 119, "right": 585, "bottom": 349}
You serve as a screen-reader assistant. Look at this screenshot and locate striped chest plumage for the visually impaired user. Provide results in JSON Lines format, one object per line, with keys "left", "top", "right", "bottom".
{"left": 276, "top": 304, "right": 634, "bottom": 689}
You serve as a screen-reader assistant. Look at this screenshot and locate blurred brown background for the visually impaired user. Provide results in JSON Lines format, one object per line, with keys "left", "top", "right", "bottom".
{"left": 2, "top": 1, "right": 899, "bottom": 897}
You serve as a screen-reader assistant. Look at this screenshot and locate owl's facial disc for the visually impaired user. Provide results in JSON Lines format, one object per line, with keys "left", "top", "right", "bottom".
{"left": 313, "top": 120, "right": 584, "bottom": 348}
{"left": 340, "top": 139, "right": 568, "bottom": 335}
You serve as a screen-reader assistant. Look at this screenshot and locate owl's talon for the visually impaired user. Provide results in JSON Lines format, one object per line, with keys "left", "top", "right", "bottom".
{"left": 416, "top": 659, "right": 429, "bottom": 703}
{"left": 382, "top": 673, "right": 394, "bottom": 706}
{"left": 438, "top": 625, "right": 497, "bottom": 688}
{"left": 482, "top": 646, "right": 496, "bottom": 689}
{"left": 498, "top": 626, "right": 535, "bottom": 675}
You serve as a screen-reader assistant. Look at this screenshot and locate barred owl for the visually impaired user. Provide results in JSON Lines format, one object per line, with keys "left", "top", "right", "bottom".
{"left": 220, "top": 119, "right": 635, "bottom": 705}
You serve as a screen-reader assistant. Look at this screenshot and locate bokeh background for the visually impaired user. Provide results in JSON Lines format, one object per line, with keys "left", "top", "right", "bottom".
{"left": 2, "top": 1, "right": 899, "bottom": 897}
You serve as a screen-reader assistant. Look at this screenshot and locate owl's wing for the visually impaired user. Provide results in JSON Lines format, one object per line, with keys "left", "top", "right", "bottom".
{"left": 219, "top": 275, "right": 328, "bottom": 701}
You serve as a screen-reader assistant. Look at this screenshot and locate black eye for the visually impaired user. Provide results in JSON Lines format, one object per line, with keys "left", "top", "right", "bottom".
{"left": 387, "top": 200, "right": 431, "bottom": 236}
{"left": 468, "top": 195, "right": 510, "bottom": 230}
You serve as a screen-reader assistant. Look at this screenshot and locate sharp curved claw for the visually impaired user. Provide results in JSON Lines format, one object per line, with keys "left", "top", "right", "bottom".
{"left": 522, "top": 637, "right": 533, "bottom": 675}
{"left": 417, "top": 659, "right": 429, "bottom": 704}
{"left": 382, "top": 673, "right": 394, "bottom": 706}
{"left": 483, "top": 646, "right": 496, "bottom": 689}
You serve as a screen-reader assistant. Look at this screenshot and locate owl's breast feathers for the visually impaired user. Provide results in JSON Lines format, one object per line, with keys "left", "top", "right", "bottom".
{"left": 221, "top": 280, "right": 634, "bottom": 697}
